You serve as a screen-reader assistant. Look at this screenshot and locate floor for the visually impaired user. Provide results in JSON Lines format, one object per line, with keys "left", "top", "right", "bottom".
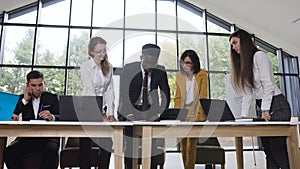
{"left": 4, "top": 136, "right": 267, "bottom": 169}
{"left": 3, "top": 150, "right": 267, "bottom": 169}
{"left": 107, "top": 150, "right": 266, "bottom": 169}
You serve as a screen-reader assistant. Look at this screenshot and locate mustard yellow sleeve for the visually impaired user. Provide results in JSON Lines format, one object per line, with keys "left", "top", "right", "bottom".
{"left": 197, "top": 70, "right": 208, "bottom": 121}
{"left": 174, "top": 81, "right": 181, "bottom": 108}
{"left": 199, "top": 70, "right": 208, "bottom": 99}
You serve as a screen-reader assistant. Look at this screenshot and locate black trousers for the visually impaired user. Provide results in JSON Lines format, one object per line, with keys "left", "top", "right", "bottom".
{"left": 256, "top": 94, "right": 291, "bottom": 169}
{"left": 124, "top": 126, "right": 162, "bottom": 169}
{"left": 4, "top": 138, "right": 59, "bottom": 169}
{"left": 72, "top": 137, "right": 112, "bottom": 169}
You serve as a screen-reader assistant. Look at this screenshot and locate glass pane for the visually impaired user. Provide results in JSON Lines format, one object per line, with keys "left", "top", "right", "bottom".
{"left": 7, "top": 7, "right": 37, "bottom": 24}
{"left": 40, "top": 0, "right": 70, "bottom": 25}
{"left": 124, "top": 31, "right": 155, "bottom": 65}
{"left": 208, "top": 35, "right": 230, "bottom": 71}
{"left": 157, "top": 33, "right": 177, "bottom": 69}
{"left": 93, "top": 0, "right": 124, "bottom": 28}
{"left": 283, "top": 55, "right": 298, "bottom": 74}
{"left": 125, "top": 0, "right": 155, "bottom": 29}
{"left": 68, "top": 29, "right": 90, "bottom": 67}
{"left": 178, "top": 33, "right": 206, "bottom": 70}
{"left": 92, "top": 29, "right": 124, "bottom": 68}
{"left": 36, "top": 27, "right": 68, "bottom": 66}
{"left": 0, "top": 67, "right": 31, "bottom": 94}
{"left": 67, "top": 68, "right": 83, "bottom": 96}
{"left": 70, "top": 0, "right": 92, "bottom": 26}
{"left": 207, "top": 17, "right": 231, "bottom": 33}
{"left": 285, "top": 76, "right": 300, "bottom": 117}
{"left": 209, "top": 73, "right": 226, "bottom": 99}
{"left": 3, "top": 26, "right": 34, "bottom": 65}
{"left": 177, "top": 5, "right": 204, "bottom": 32}
{"left": 167, "top": 71, "right": 176, "bottom": 108}
{"left": 274, "top": 75, "right": 281, "bottom": 89}
{"left": 157, "top": 1, "right": 176, "bottom": 30}
{"left": 36, "top": 68, "right": 65, "bottom": 95}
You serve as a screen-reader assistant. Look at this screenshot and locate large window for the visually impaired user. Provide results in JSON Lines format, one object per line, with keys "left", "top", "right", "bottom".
{"left": 0, "top": 0, "right": 299, "bottom": 150}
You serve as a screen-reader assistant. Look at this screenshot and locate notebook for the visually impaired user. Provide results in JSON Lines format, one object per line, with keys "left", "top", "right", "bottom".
{"left": 0, "top": 92, "right": 20, "bottom": 121}
{"left": 200, "top": 99, "right": 235, "bottom": 122}
{"left": 158, "top": 108, "right": 188, "bottom": 121}
{"left": 59, "top": 95, "right": 103, "bottom": 122}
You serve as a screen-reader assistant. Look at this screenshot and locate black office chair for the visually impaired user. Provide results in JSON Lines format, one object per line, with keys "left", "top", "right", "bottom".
{"left": 195, "top": 137, "right": 225, "bottom": 169}
{"left": 60, "top": 137, "right": 100, "bottom": 169}
{"left": 22, "top": 153, "right": 59, "bottom": 169}
{"left": 21, "top": 153, "right": 42, "bottom": 169}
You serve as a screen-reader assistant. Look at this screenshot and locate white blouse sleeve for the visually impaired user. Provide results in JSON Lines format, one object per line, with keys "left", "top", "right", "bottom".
{"left": 254, "top": 52, "right": 275, "bottom": 111}
{"left": 103, "top": 67, "right": 115, "bottom": 116}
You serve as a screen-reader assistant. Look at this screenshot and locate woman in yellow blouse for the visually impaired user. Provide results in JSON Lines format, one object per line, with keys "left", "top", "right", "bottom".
{"left": 174, "top": 50, "right": 208, "bottom": 169}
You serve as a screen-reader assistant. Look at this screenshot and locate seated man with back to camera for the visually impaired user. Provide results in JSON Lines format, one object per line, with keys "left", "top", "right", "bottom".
{"left": 3, "top": 70, "right": 60, "bottom": 169}
{"left": 118, "top": 43, "right": 171, "bottom": 169}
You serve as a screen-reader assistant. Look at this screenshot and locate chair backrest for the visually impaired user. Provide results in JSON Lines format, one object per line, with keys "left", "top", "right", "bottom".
{"left": 198, "top": 137, "right": 220, "bottom": 146}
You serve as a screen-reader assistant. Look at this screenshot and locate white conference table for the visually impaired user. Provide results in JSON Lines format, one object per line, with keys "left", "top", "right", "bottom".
{"left": 0, "top": 121, "right": 132, "bottom": 169}
{"left": 134, "top": 121, "right": 300, "bottom": 169}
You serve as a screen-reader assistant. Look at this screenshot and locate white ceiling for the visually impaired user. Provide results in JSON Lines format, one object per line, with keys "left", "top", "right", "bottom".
{"left": 1, "top": 0, "right": 300, "bottom": 57}
{"left": 188, "top": 0, "right": 300, "bottom": 57}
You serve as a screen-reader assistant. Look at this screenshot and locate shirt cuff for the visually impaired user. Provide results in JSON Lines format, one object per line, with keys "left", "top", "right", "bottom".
{"left": 241, "top": 110, "right": 248, "bottom": 117}
{"left": 22, "top": 98, "right": 28, "bottom": 105}
{"left": 51, "top": 115, "right": 56, "bottom": 121}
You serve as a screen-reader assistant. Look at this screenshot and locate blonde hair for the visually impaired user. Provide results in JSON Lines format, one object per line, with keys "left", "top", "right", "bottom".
{"left": 88, "top": 37, "right": 111, "bottom": 76}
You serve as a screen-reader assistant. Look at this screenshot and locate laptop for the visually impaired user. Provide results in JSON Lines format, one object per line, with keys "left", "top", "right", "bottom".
{"left": 158, "top": 108, "right": 188, "bottom": 121}
{"left": 59, "top": 96, "right": 103, "bottom": 122}
{"left": 200, "top": 99, "right": 235, "bottom": 122}
{"left": 0, "top": 92, "right": 20, "bottom": 121}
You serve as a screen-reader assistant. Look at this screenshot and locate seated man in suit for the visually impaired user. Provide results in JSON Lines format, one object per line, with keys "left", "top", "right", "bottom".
{"left": 118, "top": 43, "right": 171, "bottom": 169}
{"left": 4, "top": 70, "right": 60, "bottom": 169}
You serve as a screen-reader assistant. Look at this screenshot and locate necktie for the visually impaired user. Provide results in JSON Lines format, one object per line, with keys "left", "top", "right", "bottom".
{"left": 142, "top": 70, "right": 149, "bottom": 111}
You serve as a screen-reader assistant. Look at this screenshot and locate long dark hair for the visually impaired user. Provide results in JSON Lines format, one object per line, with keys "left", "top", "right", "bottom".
{"left": 88, "top": 37, "right": 111, "bottom": 76}
{"left": 180, "top": 50, "right": 201, "bottom": 74}
{"left": 229, "top": 29, "right": 259, "bottom": 91}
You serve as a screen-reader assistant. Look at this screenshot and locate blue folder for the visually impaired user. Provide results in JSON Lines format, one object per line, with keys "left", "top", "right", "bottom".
{"left": 0, "top": 92, "right": 20, "bottom": 121}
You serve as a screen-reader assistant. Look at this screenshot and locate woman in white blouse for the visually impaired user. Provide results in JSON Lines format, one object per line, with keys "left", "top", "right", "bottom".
{"left": 229, "top": 29, "right": 291, "bottom": 169}
{"left": 78, "top": 36, "right": 116, "bottom": 169}
{"left": 80, "top": 36, "right": 116, "bottom": 122}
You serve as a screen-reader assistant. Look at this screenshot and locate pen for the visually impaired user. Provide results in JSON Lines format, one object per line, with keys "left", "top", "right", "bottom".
{"left": 37, "top": 104, "right": 43, "bottom": 120}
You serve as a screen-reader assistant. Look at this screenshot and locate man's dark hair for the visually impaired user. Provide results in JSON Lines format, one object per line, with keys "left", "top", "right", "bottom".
{"left": 142, "top": 43, "right": 161, "bottom": 58}
{"left": 26, "top": 70, "right": 44, "bottom": 82}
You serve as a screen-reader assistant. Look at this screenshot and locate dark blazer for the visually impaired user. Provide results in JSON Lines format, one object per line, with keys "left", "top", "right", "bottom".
{"left": 119, "top": 62, "right": 170, "bottom": 120}
{"left": 13, "top": 91, "right": 60, "bottom": 143}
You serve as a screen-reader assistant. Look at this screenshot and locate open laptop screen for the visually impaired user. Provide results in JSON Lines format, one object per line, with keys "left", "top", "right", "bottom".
{"left": 200, "top": 99, "right": 235, "bottom": 122}
{"left": 59, "top": 96, "right": 103, "bottom": 122}
{"left": 158, "top": 108, "right": 188, "bottom": 121}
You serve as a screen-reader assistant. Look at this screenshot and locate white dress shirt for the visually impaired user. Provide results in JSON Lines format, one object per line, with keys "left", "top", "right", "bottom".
{"left": 185, "top": 75, "right": 195, "bottom": 105}
{"left": 80, "top": 58, "right": 115, "bottom": 116}
{"left": 22, "top": 97, "right": 56, "bottom": 120}
{"left": 241, "top": 51, "right": 282, "bottom": 117}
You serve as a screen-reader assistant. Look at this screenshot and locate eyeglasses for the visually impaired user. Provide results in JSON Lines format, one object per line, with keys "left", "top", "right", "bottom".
{"left": 93, "top": 48, "right": 109, "bottom": 54}
{"left": 180, "top": 60, "right": 193, "bottom": 65}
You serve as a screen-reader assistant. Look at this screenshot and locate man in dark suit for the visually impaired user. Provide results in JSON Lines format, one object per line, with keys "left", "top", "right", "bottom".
{"left": 118, "top": 44, "right": 171, "bottom": 169}
{"left": 4, "top": 70, "right": 60, "bottom": 169}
